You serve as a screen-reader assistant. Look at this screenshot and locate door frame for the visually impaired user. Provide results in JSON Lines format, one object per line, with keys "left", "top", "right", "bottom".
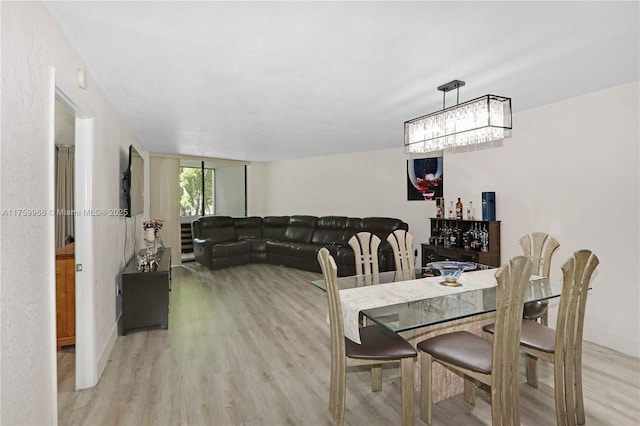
{"left": 49, "top": 68, "right": 98, "bottom": 395}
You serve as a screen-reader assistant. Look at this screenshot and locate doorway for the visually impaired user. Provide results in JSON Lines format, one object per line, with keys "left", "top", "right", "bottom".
{"left": 54, "top": 99, "right": 76, "bottom": 396}
{"left": 49, "top": 69, "right": 98, "bottom": 404}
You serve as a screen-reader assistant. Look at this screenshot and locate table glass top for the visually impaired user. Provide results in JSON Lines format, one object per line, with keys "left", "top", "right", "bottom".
{"left": 311, "top": 266, "right": 560, "bottom": 334}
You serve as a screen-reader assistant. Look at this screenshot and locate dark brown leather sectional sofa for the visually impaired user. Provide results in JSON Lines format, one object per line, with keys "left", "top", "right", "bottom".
{"left": 191, "top": 215, "right": 409, "bottom": 276}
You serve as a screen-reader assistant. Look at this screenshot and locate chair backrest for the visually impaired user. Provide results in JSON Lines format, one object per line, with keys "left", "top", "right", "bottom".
{"left": 556, "top": 250, "right": 599, "bottom": 373}
{"left": 491, "top": 255, "right": 534, "bottom": 425}
{"left": 348, "top": 232, "right": 381, "bottom": 276}
{"left": 519, "top": 232, "right": 560, "bottom": 277}
{"left": 317, "top": 248, "right": 346, "bottom": 363}
{"left": 386, "top": 230, "right": 414, "bottom": 273}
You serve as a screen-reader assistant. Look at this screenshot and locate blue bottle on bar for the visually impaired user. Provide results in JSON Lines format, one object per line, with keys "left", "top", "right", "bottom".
{"left": 482, "top": 192, "right": 496, "bottom": 221}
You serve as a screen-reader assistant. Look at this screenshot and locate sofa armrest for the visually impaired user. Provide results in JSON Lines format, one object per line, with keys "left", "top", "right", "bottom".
{"left": 193, "top": 238, "right": 217, "bottom": 268}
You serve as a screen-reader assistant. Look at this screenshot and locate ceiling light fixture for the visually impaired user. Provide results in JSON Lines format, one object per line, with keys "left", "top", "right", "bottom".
{"left": 404, "top": 80, "right": 512, "bottom": 154}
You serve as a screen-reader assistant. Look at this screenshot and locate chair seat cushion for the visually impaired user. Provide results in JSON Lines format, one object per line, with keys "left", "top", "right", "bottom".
{"left": 483, "top": 319, "right": 556, "bottom": 353}
{"left": 346, "top": 325, "right": 416, "bottom": 361}
{"left": 523, "top": 300, "right": 548, "bottom": 320}
{"left": 417, "top": 331, "right": 492, "bottom": 375}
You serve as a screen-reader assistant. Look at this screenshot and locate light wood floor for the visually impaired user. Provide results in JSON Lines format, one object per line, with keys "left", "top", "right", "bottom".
{"left": 58, "top": 263, "right": 640, "bottom": 425}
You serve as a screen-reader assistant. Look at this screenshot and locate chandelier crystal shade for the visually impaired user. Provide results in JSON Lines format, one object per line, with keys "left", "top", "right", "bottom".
{"left": 404, "top": 81, "right": 512, "bottom": 154}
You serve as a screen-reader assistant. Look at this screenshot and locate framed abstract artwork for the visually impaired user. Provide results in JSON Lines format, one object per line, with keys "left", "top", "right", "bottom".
{"left": 407, "top": 156, "right": 443, "bottom": 200}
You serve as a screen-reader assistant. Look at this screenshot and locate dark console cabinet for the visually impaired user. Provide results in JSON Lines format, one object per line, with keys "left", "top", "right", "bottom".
{"left": 121, "top": 248, "right": 171, "bottom": 335}
{"left": 422, "top": 219, "right": 501, "bottom": 267}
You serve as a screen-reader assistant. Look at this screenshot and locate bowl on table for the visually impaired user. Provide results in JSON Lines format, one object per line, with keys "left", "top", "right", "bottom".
{"left": 426, "top": 261, "right": 477, "bottom": 287}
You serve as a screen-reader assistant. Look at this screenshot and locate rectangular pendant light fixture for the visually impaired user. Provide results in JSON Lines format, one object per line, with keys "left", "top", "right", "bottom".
{"left": 404, "top": 80, "right": 512, "bottom": 154}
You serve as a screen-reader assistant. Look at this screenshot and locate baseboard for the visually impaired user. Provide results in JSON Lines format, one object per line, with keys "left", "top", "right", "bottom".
{"left": 97, "top": 321, "right": 118, "bottom": 379}
{"left": 550, "top": 307, "right": 639, "bottom": 358}
{"left": 584, "top": 323, "right": 639, "bottom": 358}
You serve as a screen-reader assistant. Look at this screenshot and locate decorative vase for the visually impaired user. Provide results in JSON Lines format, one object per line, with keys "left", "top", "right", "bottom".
{"left": 155, "top": 231, "right": 164, "bottom": 251}
{"left": 144, "top": 228, "right": 155, "bottom": 243}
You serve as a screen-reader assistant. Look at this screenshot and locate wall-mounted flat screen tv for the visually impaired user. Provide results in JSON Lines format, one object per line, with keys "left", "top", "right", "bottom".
{"left": 123, "top": 144, "right": 144, "bottom": 217}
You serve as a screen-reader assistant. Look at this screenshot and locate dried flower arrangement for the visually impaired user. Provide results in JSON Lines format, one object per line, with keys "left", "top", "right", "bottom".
{"left": 143, "top": 218, "right": 164, "bottom": 231}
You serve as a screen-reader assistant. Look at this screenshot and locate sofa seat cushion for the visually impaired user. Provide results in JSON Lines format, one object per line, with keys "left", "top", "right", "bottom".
{"left": 210, "top": 241, "right": 251, "bottom": 257}
{"left": 265, "top": 240, "right": 295, "bottom": 257}
{"left": 266, "top": 241, "right": 324, "bottom": 258}
{"left": 293, "top": 242, "right": 324, "bottom": 257}
{"left": 248, "top": 238, "right": 267, "bottom": 253}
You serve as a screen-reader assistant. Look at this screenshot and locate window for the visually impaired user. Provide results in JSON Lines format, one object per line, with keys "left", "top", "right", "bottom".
{"left": 179, "top": 159, "right": 247, "bottom": 218}
{"left": 179, "top": 162, "right": 214, "bottom": 217}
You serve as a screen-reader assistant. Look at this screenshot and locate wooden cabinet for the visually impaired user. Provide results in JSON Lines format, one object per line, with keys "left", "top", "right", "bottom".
{"left": 121, "top": 248, "right": 171, "bottom": 335}
{"left": 422, "top": 218, "right": 501, "bottom": 267}
{"left": 56, "top": 242, "right": 75, "bottom": 350}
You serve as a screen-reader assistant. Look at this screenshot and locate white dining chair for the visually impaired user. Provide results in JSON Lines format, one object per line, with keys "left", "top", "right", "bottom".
{"left": 317, "top": 248, "right": 416, "bottom": 426}
{"left": 387, "top": 229, "right": 415, "bottom": 274}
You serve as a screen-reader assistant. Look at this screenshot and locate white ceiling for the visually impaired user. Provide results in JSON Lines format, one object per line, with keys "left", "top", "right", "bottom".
{"left": 45, "top": 1, "right": 639, "bottom": 162}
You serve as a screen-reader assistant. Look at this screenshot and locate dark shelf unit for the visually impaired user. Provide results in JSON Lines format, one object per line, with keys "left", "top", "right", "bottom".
{"left": 422, "top": 218, "right": 501, "bottom": 267}
{"left": 181, "top": 221, "right": 195, "bottom": 262}
{"left": 121, "top": 247, "right": 172, "bottom": 335}
{"left": 181, "top": 222, "right": 193, "bottom": 254}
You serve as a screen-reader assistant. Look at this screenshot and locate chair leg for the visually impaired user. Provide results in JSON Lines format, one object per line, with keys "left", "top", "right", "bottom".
{"left": 525, "top": 353, "right": 539, "bottom": 388}
{"left": 490, "top": 385, "right": 501, "bottom": 426}
{"left": 541, "top": 311, "right": 548, "bottom": 326}
{"left": 575, "top": 355, "right": 586, "bottom": 425}
{"left": 400, "top": 358, "right": 415, "bottom": 426}
{"left": 554, "top": 361, "right": 567, "bottom": 426}
{"left": 420, "top": 353, "right": 433, "bottom": 425}
{"left": 564, "top": 355, "right": 578, "bottom": 426}
{"left": 464, "top": 377, "right": 476, "bottom": 406}
{"left": 371, "top": 365, "right": 382, "bottom": 392}
{"left": 335, "top": 359, "right": 347, "bottom": 426}
{"left": 329, "top": 356, "right": 337, "bottom": 417}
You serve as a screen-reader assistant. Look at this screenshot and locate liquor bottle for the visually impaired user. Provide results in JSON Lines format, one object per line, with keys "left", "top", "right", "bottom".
{"left": 437, "top": 223, "right": 445, "bottom": 246}
{"left": 467, "top": 201, "right": 475, "bottom": 220}
{"left": 449, "top": 225, "right": 457, "bottom": 246}
{"left": 442, "top": 222, "right": 450, "bottom": 247}
{"left": 456, "top": 198, "right": 463, "bottom": 220}
{"left": 481, "top": 224, "right": 489, "bottom": 252}
{"left": 436, "top": 197, "right": 444, "bottom": 219}
{"left": 431, "top": 221, "right": 440, "bottom": 246}
{"left": 448, "top": 201, "right": 455, "bottom": 219}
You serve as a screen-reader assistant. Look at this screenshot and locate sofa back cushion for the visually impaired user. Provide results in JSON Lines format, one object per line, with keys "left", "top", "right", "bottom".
{"left": 341, "top": 217, "right": 362, "bottom": 243}
{"left": 195, "top": 216, "right": 237, "bottom": 243}
{"left": 359, "top": 217, "right": 408, "bottom": 240}
{"left": 284, "top": 215, "right": 318, "bottom": 243}
{"left": 262, "top": 216, "right": 290, "bottom": 241}
{"left": 234, "top": 216, "right": 263, "bottom": 240}
{"left": 312, "top": 216, "right": 350, "bottom": 244}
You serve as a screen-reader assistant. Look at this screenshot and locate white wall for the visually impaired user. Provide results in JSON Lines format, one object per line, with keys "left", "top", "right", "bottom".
{"left": 250, "top": 81, "right": 640, "bottom": 357}
{"left": 1, "top": 2, "right": 145, "bottom": 423}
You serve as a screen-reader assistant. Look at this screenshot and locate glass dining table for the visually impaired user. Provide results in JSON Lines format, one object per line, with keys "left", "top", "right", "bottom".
{"left": 311, "top": 265, "right": 560, "bottom": 337}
